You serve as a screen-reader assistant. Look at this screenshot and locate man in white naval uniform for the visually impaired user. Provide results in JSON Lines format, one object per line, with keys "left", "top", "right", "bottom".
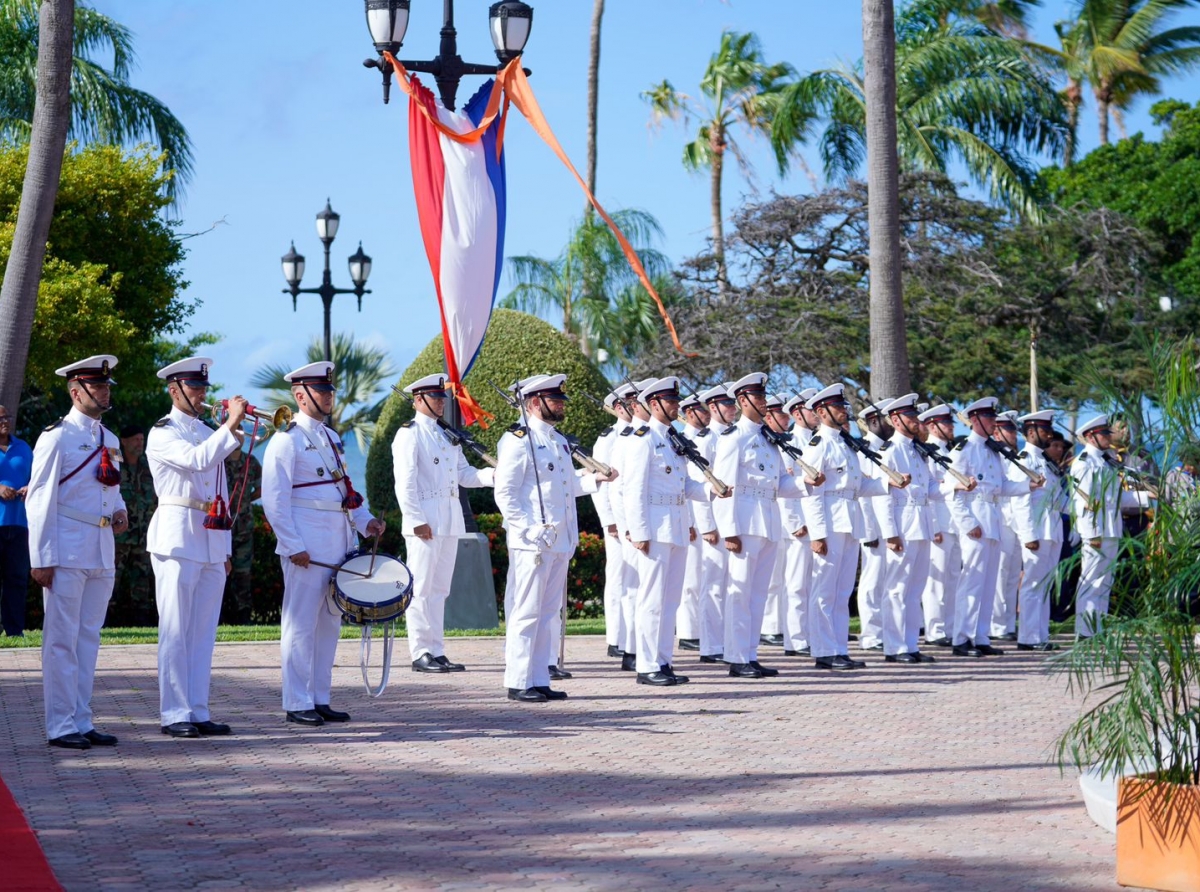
{"left": 674, "top": 393, "right": 714, "bottom": 653}
{"left": 392, "top": 373, "right": 495, "bottom": 674}
{"left": 917, "top": 405, "right": 959, "bottom": 648}
{"left": 878, "top": 394, "right": 938, "bottom": 664}
{"left": 801, "top": 384, "right": 906, "bottom": 670}
{"left": 759, "top": 393, "right": 792, "bottom": 648}
{"left": 696, "top": 385, "right": 738, "bottom": 663}
{"left": 494, "top": 375, "right": 614, "bottom": 702}
{"left": 945, "top": 397, "right": 1041, "bottom": 657}
{"left": 27, "top": 355, "right": 129, "bottom": 749}
{"left": 624, "top": 377, "right": 713, "bottom": 686}
{"left": 612, "top": 382, "right": 650, "bottom": 673}
{"left": 990, "top": 411, "right": 1024, "bottom": 642}
{"left": 712, "top": 373, "right": 822, "bottom": 679}
{"left": 146, "top": 357, "right": 247, "bottom": 738}
{"left": 1070, "top": 415, "right": 1151, "bottom": 637}
{"left": 1013, "top": 410, "right": 1067, "bottom": 650}
{"left": 780, "top": 391, "right": 818, "bottom": 657}
{"left": 591, "top": 392, "right": 630, "bottom": 658}
{"left": 262, "top": 362, "right": 384, "bottom": 726}
{"left": 854, "top": 403, "right": 893, "bottom": 652}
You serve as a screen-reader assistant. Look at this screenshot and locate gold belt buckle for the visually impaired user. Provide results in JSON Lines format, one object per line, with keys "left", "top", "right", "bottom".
{"left": 202, "top": 500, "right": 213, "bottom": 512}
{"left": 98, "top": 515, "right": 112, "bottom": 528}
{"left": 331, "top": 469, "right": 345, "bottom": 481}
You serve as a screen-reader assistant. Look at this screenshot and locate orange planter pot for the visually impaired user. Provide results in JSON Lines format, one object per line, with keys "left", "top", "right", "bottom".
{"left": 1116, "top": 777, "right": 1200, "bottom": 892}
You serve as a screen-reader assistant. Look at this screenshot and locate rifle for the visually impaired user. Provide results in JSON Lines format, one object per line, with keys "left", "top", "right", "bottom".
{"left": 665, "top": 426, "right": 732, "bottom": 498}
{"left": 390, "top": 385, "right": 497, "bottom": 468}
{"left": 911, "top": 437, "right": 975, "bottom": 489}
{"left": 488, "top": 381, "right": 614, "bottom": 477}
{"left": 758, "top": 424, "right": 823, "bottom": 482}
{"left": 838, "top": 429, "right": 908, "bottom": 487}
{"left": 934, "top": 392, "right": 1045, "bottom": 487}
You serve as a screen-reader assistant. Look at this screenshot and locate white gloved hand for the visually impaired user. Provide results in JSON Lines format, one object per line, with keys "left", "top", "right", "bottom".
{"left": 524, "top": 525, "right": 558, "bottom": 552}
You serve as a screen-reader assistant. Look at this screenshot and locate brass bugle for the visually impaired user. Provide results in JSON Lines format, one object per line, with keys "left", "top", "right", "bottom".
{"left": 203, "top": 400, "right": 293, "bottom": 429}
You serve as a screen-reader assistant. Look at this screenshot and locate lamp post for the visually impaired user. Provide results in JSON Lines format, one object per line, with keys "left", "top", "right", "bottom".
{"left": 280, "top": 199, "right": 373, "bottom": 362}
{"left": 362, "top": 0, "right": 534, "bottom": 108}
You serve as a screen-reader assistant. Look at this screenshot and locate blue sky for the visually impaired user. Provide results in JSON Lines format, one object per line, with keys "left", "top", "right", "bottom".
{"left": 91, "top": 0, "right": 1199, "bottom": 408}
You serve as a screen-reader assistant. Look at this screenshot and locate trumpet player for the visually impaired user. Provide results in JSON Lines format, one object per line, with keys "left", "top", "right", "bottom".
{"left": 391, "top": 374, "right": 494, "bottom": 675}
{"left": 145, "top": 357, "right": 248, "bottom": 738}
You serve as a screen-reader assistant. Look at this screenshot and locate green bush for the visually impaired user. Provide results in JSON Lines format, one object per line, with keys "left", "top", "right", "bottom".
{"left": 366, "top": 309, "right": 613, "bottom": 518}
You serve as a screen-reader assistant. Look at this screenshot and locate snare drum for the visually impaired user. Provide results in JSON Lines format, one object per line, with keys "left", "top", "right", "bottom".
{"left": 329, "top": 549, "right": 413, "bottom": 625}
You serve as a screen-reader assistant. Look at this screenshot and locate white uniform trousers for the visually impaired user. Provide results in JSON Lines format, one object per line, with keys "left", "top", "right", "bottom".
{"left": 760, "top": 545, "right": 787, "bottom": 637}
{"left": 723, "top": 535, "right": 777, "bottom": 665}
{"left": 698, "top": 540, "right": 727, "bottom": 657}
{"left": 675, "top": 536, "right": 702, "bottom": 641}
{"left": 280, "top": 559, "right": 343, "bottom": 711}
{"left": 634, "top": 541, "right": 688, "bottom": 673}
{"left": 924, "top": 533, "right": 959, "bottom": 641}
{"left": 151, "top": 554, "right": 226, "bottom": 725}
{"left": 953, "top": 534, "right": 1001, "bottom": 646}
{"left": 881, "top": 541, "right": 930, "bottom": 655}
{"left": 601, "top": 532, "right": 624, "bottom": 647}
{"left": 41, "top": 567, "right": 114, "bottom": 740}
{"left": 504, "top": 550, "right": 571, "bottom": 690}
{"left": 1017, "top": 541, "right": 1059, "bottom": 645}
{"left": 1076, "top": 538, "right": 1119, "bottom": 637}
{"left": 991, "top": 525, "right": 1022, "bottom": 637}
{"left": 783, "top": 535, "right": 811, "bottom": 652}
{"left": 404, "top": 533, "right": 459, "bottom": 660}
{"left": 857, "top": 541, "right": 886, "bottom": 649}
{"left": 808, "top": 532, "right": 859, "bottom": 659}
{"left": 618, "top": 540, "right": 640, "bottom": 655}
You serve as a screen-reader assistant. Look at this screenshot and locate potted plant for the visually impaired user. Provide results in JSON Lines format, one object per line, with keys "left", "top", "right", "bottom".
{"left": 1053, "top": 337, "right": 1200, "bottom": 892}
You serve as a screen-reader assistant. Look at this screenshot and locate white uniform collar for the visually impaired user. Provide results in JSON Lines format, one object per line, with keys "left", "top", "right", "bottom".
{"left": 968, "top": 430, "right": 987, "bottom": 444}
{"left": 66, "top": 406, "right": 101, "bottom": 431}
{"left": 169, "top": 405, "right": 205, "bottom": 428}
{"left": 1084, "top": 443, "right": 1106, "bottom": 459}
{"left": 649, "top": 417, "right": 671, "bottom": 436}
{"left": 414, "top": 411, "right": 440, "bottom": 429}
{"left": 527, "top": 415, "right": 556, "bottom": 435}
{"left": 296, "top": 412, "right": 325, "bottom": 432}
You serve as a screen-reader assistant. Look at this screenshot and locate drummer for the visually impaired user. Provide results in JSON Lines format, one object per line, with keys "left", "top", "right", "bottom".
{"left": 261, "top": 361, "right": 385, "bottom": 727}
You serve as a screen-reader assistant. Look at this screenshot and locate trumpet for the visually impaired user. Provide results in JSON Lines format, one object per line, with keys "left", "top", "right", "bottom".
{"left": 202, "top": 400, "right": 293, "bottom": 430}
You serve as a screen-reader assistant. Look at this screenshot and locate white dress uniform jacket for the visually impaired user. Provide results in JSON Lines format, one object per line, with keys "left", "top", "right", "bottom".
{"left": 1014, "top": 442, "right": 1066, "bottom": 646}
{"left": 676, "top": 422, "right": 714, "bottom": 644}
{"left": 922, "top": 436, "right": 960, "bottom": 641}
{"left": 879, "top": 433, "right": 934, "bottom": 655}
{"left": 591, "top": 424, "right": 625, "bottom": 649}
{"left": 606, "top": 422, "right": 640, "bottom": 654}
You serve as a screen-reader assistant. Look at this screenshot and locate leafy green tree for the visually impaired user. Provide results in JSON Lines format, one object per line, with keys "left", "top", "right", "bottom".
{"left": 643, "top": 31, "right": 793, "bottom": 288}
{"left": 251, "top": 332, "right": 397, "bottom": 454}
{"left": 0, "top": 0, "right": 194, "bottom": 198}
{"left": 499, "top": 208, "right": 670, "bottom": 361}
{"left": 771, "top": 2, "right": 1066, "bottom": 218}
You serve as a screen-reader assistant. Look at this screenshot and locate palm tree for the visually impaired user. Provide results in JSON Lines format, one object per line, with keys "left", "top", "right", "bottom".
{"left": 771, "top": 4, "right": 1067, "bottom": 219}
{"left": 585, "top": 0, "right": 604, "bottom": 210}
{"left": 0, "top": 0, "right": 73, "bottom": 420}
{"left": 1053, "top": 0, "right": 1200, "bottom": 152}
{"left": 0, "top": 0, "right": 193, "bottom": 200}
{"left": 251, "top": 333, "right": 398, "bottom": 453}
{"left": 643, "top": 31, "right": 793, "bottom": 290}
{"left": 924, "top": 0, "right": 1043, "bottom": 36}
{"left": 499, "top": 208, "right": 670, "bottom": 360}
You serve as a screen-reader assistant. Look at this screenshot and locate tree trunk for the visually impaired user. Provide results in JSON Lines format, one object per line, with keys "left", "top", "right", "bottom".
{"left": 584, "top": 0, "right": 604, "bottom": 217}
{"left": 861, "top": 0, "right": 911, "bottom": 398}
{"left": 0, "top": 0, "right": 75, "bottom": 422}
{"left": 1064, "top": 79, "right": 1082, "bottom": 166}
{"left": 1097, "top": 84, "right": 1111, "bottom": 146}
{"left": 710, "top": 128, "right": 728, "bottom": 296}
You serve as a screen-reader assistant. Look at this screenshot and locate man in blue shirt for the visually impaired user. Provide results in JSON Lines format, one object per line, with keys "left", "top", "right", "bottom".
{"left": 0, "top": 405, "right": 33, "bottom": 636}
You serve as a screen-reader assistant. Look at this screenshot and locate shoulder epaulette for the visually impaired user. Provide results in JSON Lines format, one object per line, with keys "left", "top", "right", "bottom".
{"left": 695, "top": 428, "right": 711, "bottom": 438}
{"left": 619, "top": 427, "right": 634, "bottom": 437}
{"left": 721, "top": 424, "right": 737, "bottom": 435}
{"left": 599, "top": 425, "right": 613, "bottom": 437}
{"left": 1018, "top": 450, "right": 1028, "bottom": 459}
{"left": 400, "top": 420, "right": 415, "bottom": 429}
{"left": 808, "top": 434, "right": 821, "bottom": 446}
{"left": 43, "top": 417, "right": 64, "bottom": 432}
{"left": 153, "top": 416, "right": 171, "bottom": 428}
{"left": 879, "top": 441, "right": 892, "bottom": 451}
{"left": 285, "top": 421, "right": 297, "bottom": 432}
{"left": 633, "top": 426, "right": 650, "bottom": 437}
{"left": 953, "top": 440, "right": 966, "bottom": 451}
{"left": 508, "top": 424, "right": 528, "bottom": 439}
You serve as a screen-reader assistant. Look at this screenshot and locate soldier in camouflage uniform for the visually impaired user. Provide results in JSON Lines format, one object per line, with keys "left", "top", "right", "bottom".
{"left": 221, "top": 447, "right": 262, "bottom": 625}
{"left": 114, "top": 425, "right": 158, "bottom": 625}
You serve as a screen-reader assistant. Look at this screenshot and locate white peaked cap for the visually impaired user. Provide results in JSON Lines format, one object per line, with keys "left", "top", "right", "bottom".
{"left": 1077, "top": 414, "right": 1109, "bottom": 437}
{"left": 1019, "top": 410, "right": 1056, "bottom": 425}
{"left": 730, "top": 372, "right": 768, "bottom": 394}
{"left": 782, "top": 394, "right": 805, "bottom": 414}
{"left": 56, "top": 354, "right": 119, "bottom": 381}
{"left": 284, "top": 361, "right": 335, "bottom": 384}
{"left": 963, "top": 396, "right": 999, "bottom": 415}
{"left": 638, "top": 376, "right": 681, "bottom": 406}
{"left": 919, "top": 404, "right": 953, "bottom": 422}
{"left": 699, "top": 384, "right": 732, "bottom": 403}
{"left": 764, "top": 392, "right": 785, "bottom": 409}
{"left": 157, "top": 356, "right": 213, "bottom": 383}
{"left": 517, "top": 374, "right": 567, "bottom": 397}
{"left": 885, "top": 393, "right": 920, "bottom": 414}
{"left": 404, "top": 373, "right": 448, "bottom": 395}
{"left": 806, "top": 383, "right": 845, "bottom": 411}
{"left": 996, "top": 410, "right": 1020, "bottom": 425}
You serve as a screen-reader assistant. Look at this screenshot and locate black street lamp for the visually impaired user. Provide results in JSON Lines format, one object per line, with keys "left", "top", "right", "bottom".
{"left": 280, "top": 199, "right": 373, "bottom": 363}
{"left": 362, "top": 0, "right": 534, "bottom": 108}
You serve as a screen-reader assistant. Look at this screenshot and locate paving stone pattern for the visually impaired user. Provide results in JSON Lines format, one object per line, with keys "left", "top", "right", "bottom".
{"left": 0, "top": 637, "right": 1117, "bottom": 891}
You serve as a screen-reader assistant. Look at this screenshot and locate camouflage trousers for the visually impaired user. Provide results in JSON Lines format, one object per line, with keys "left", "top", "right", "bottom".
{"left": 111, "top": 543, "right": 157, "bottom": 627}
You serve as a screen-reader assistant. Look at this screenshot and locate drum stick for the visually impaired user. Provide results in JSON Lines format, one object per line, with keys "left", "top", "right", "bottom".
{"left": 368, "top": 535, "right": 380, "bottom": 577}
{"left": 307, "top": 559, "right": 372, "bottom": 578}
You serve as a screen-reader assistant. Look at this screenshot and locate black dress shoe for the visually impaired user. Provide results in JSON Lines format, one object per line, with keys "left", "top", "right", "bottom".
{"left": 728, "top": 663, "right": 763, "bottom": 678}
{"left": 533, "top": 686, "right": 568, "bottom": 700}
{"left": 285, "top": 710, "right": 325, "bottom": 726}
{"left": 952, "top": 643, "right": 984, "bottom": 657}
{"left": 191, "top": 720, "right": 233, "bottom": 735}
{"left": 412, "top": 653, "right": 451, "bottom": 673}
{"left": 1017, "top": 642, "right": 1059, "bottom": 651}
{"left": 977, "top": 644, "right": 1005, "bottom": 656}
{"left": 620, "top": 653, "right": 637, "bottom": 672}
{"left": 660, "top": 665, "right": 690, "bottom": 685}
{"left": 637, "top": 672, "right": 677, "bottom": 686}
{"left": 832, "top": 655, "right": 867, "bottom": 669}
{"left": 83, "top": 729, "right": 118, "bottom": 746}
{"left": 547, "top": 664, "right": 573, "bottom": 680}
{"left": 926, "top": 636, "right": 953, "bottom": 647}
{"left": 998, "top": 631, "right": 1018, "bottom": 642}
{"left": 434, "top": 655, "right": 466, "bottom": 672}
{"left": 914, "top": 652, "right": 937, "bottom": 663}
{"left": 313, "top": 705, "right": 350, "bottom": 723}
{"left": 678, "top": 638, "right": 700, "bottom": 651}
{"left": 606, "top": 644, "right": 625, "bottom": 658}
{"left": 699, "top": 653, "right": 725, "bottom": 664}
{"left": 48, "top": 733, "right": 90, "bottom": 750}
{"left": 847, "top": 634, "right": 858, "bottom": 641}
{"left": 748, "top": 661, "right": 779, "bottom": 677}
{"left": 507, "top": 687, "right": 548, "bottom": 702}
{"left": 815, "top": 657, "right": 855, "bottom": 671}
{"left": 784, "top": 646, "right": 811, "bottom": 656}
{"left": 884, "top": 652, "right": 920, "bottom": 664}
{"left": 759, "top": 634, "right": 784, "bottom": 647}
{"left": 161, "top": 722, "right": 201, "bottom": 738}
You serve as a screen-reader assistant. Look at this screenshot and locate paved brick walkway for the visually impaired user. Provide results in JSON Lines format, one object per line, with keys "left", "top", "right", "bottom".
{"left": 0, "top": 636, "right": 1115, "bottom": 891}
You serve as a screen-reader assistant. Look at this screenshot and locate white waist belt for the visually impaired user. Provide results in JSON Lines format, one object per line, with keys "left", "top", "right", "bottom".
{"left": 649, "top": 493, "right": 685, "bottom": 506}
{"left": 159, "top": 496, "right": 212, "bottom": 512}
{"left": 971, "top": 493, "right": 998, "bottom": 504}
{"left": 825, "top": 490, "right": 856, "bottom": 501}
{"left": 418, "top": 487, "right": 459, "bottom": 500}
{"left": 740, "top": 485, "right": 778, "bottom": 500}
{"left": 292, "top": 498, "right": 345, "bottom": 512}
{"left": 58, "top": 506, "right": 112, "bottom": 527}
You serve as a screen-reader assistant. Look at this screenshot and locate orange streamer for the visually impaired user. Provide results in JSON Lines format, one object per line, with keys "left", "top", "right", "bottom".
{"left": 453, "top": 381, "right": 494, "bottom": 430}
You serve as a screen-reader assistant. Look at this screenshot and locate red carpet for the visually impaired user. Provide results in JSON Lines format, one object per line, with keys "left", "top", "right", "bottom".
{"left": 0, "top": 771, "right": 61, "bottom": 891}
